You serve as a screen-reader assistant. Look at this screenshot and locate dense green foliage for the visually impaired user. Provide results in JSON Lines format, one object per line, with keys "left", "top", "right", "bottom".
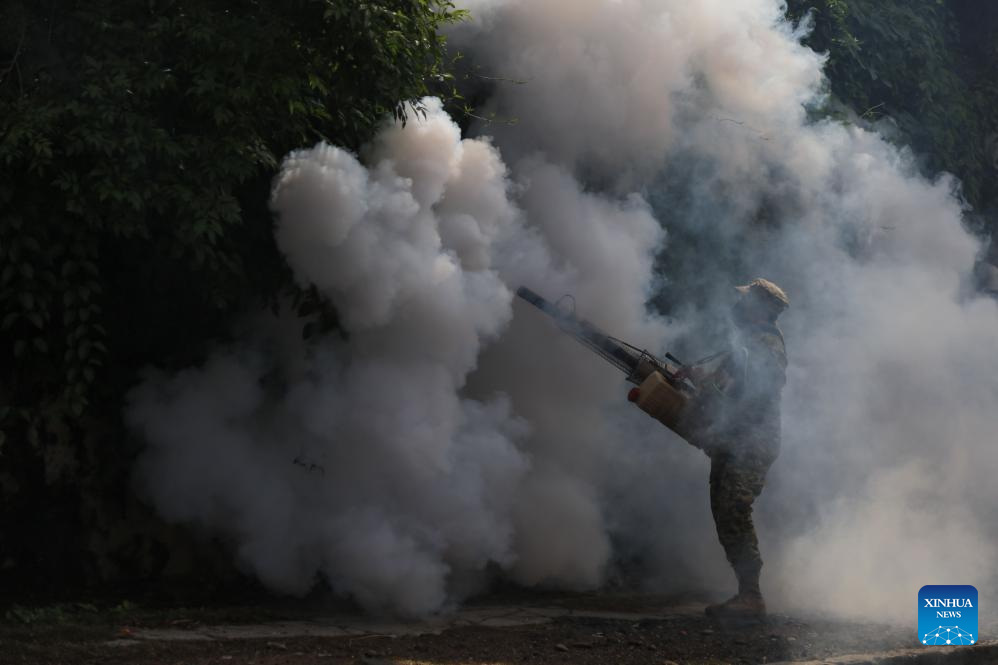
{"left": 0, "top": 0, "right": 461, "bottom": 448}
{"left": 0, "top": 0, "right": 462, "bottom": 586}
{"left": 786, "top": 0, "right": 998, "bottom": 231}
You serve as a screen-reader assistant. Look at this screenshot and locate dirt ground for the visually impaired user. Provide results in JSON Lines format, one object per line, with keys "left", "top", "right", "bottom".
{"left": 0, "top": 592, "right": 978, "bottom": 665}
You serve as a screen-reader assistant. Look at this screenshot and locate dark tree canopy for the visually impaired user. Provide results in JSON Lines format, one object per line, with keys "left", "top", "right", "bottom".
{"left": 0, "top": 0, "right": 462, "bottom": 587}
{"left": 0, "top": 0, "right": 462, "bottom": 449}
{"left": 786, "top": 0, "right": 998, "bottom": 231}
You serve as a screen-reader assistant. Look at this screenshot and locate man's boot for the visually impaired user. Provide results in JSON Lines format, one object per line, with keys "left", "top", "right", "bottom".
{"left": 705, "top": 563, "right": 766, "bottom": 621}
{"left": 704, "top": 590, "right": 766, "bottom": 621}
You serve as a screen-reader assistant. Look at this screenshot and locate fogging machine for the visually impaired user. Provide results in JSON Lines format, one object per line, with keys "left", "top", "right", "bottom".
{"left": 515, "top": 286, "right": 698, "bottom": 434}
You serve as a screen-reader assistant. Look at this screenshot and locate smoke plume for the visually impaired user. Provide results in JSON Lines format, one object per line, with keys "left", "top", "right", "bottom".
{"left": 127, "top": 0, "right": 998, "bottom": 621}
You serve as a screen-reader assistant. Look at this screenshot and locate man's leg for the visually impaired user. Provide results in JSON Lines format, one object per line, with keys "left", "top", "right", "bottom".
{"left": 707, "top": 454, "right": 769, "bottom": 616}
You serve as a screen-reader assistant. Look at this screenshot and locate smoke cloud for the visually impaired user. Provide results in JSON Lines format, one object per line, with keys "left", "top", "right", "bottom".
{"left": 127, "top": 0, "right": 998, "bottom": 621}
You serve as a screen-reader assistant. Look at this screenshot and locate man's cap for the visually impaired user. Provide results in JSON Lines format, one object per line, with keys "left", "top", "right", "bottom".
{"left": 735, "top": 278, "right": 790, "bottom": 310}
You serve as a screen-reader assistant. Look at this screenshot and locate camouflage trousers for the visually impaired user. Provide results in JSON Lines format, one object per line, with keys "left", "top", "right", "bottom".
{"left": 708, "top": 452, "right": 772, "bottom": 595}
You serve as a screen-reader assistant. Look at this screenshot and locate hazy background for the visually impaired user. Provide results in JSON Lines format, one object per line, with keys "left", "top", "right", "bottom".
{"left": 126, "top": 0, "right": 998, "bottom": 622}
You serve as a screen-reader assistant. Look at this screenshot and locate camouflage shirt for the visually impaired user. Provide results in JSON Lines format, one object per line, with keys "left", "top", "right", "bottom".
{"left": 682, "top": 322, "right": 787, "bottom": 463}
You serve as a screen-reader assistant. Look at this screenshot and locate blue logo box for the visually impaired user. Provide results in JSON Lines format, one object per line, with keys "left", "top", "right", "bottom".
{"left": 918, "top": 585, "right": 978, "bottom": 646}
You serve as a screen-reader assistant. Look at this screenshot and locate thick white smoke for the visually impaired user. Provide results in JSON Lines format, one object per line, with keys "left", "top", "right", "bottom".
{"left": 130, "top": 99, "right": 531, "bottom": 615}
{"left": 127, "top": 96, "right": 668, "bottom": 614}
{"left": 128, "top": 0, "right": 998, "bottom": 621}
{"left": 448, "top": 0, "right": 998, "bottom": 622}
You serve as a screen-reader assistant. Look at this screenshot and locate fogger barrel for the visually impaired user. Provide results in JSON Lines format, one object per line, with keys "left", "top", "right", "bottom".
{"left": 515, "top": 285, "right": 697, "bottom": 437}
{"left": 515, "top": 286, "right": 644, "bottom": 378}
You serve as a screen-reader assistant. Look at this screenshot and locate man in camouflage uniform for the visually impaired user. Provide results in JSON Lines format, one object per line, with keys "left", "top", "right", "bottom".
{"left": 676, "top": 278, "right": 789, "bottom": 621}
